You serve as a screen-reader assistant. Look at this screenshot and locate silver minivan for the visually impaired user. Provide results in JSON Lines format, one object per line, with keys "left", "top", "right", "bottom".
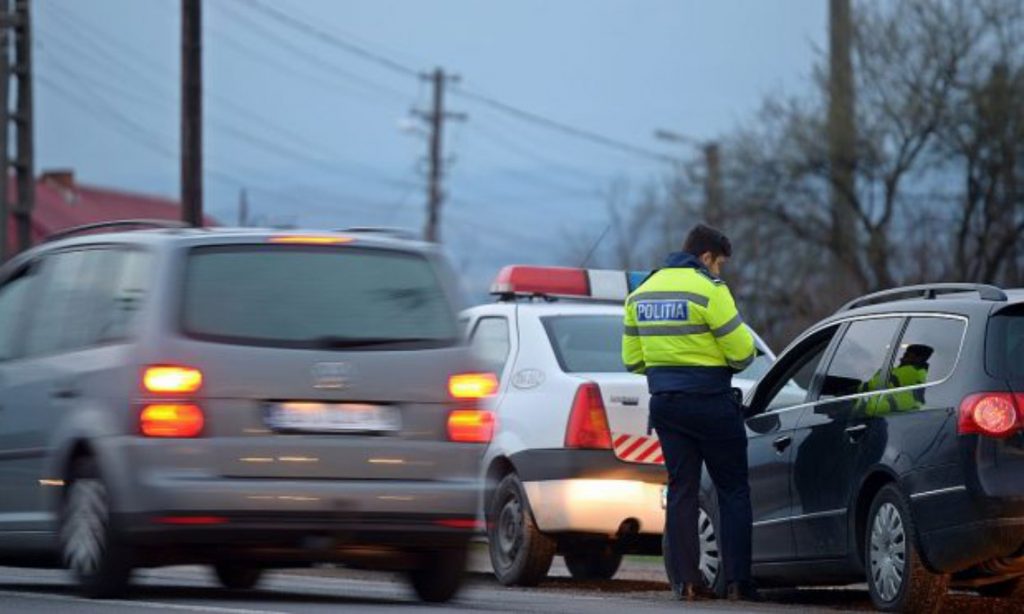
{"left": 0, "top": 222, "right": 493, "bottom": 601}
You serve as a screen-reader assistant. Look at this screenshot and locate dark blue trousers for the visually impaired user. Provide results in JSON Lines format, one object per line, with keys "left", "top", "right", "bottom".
{"left": 650, "top": 391, "right": 752, "bottom": 586}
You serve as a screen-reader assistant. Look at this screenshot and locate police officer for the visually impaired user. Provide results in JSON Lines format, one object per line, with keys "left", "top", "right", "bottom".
{"left": 622, "top": 224, "right": 760, "bottom": 602}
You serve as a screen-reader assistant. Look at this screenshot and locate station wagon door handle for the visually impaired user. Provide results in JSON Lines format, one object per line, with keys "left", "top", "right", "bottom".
{"left": 52, "top": 384, "right": 81, "bottom": 400}
{"left": 772, "top": 435, "right": 792, "bottom": 453}
{"left": 845, "top": 424, "right": 868, "bottom": 443}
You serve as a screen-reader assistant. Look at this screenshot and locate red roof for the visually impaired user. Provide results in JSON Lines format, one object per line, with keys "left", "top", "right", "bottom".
{"left": 3, "top": 172, "right": 216, "bottom": 256}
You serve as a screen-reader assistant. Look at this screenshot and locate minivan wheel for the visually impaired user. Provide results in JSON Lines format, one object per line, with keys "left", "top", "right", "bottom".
{"left": 407, "top": 546, "right": 467, "bottom": 603}
{"left": 865, "top": 485, "right": 948, "bottom": 613}
{"left": 213, "top": 561, "right": 263, "bottom": 590}
{"left": 564, "top": 543, "right": 622, "bottom": 580}
{"left": 487, "top": 473, "right": 556, "bottom": 586}
{"left": 60, "top": 458, "right": 133, "bottom": 598}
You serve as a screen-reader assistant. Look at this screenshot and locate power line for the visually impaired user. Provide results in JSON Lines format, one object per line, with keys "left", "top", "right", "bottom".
{"left": 451, "top": 86, "right": 678, "bottom": 164}
{"left": 237, "top": 0, "right": 679, "bottom": 165}
{"left": 242, "top": 0, "right": 421, "bottom": 79}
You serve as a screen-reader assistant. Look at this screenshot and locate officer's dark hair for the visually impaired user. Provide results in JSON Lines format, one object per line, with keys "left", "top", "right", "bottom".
{"left": 682, "top": 223, "right": 732, "bottom": 259}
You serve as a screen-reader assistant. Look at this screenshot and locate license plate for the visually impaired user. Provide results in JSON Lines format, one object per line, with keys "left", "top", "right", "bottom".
{"left": 265, "top": 402, "right": 401, "bottom": 434}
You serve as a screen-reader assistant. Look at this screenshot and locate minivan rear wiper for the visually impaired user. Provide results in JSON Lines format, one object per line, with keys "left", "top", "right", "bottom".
{"left": 307, "top": 336, "right": 436, "bottom": 349}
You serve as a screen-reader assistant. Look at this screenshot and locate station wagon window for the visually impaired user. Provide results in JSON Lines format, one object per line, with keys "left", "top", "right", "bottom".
{"left": 988, "top": 306, "right": 1024, "bottom": 380}
{"left": 750, "top": 325, "right": 838, "bottom": 414}
{"left": 892, "top": 317, "right": 965, "bottom": 385}
{"left": 0, "top": 266, "right": 36, "bottom": 361}
{"left": 818, "top": 317, "right": 902, "bottom": 401}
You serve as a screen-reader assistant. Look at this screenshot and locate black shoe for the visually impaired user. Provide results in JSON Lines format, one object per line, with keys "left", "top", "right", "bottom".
{"left": 726, "top": 581, "right": 764, "bottom": 602}
{"left": 672, "top": 582, "right": 716, "bottom": 601}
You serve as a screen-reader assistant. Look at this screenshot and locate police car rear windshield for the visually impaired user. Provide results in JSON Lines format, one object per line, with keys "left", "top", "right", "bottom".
{"left": 181, "top": 245, "right": 458, "bottom": 349}
{"left": 542, "top": 314, "right": 772, "bottom": 378}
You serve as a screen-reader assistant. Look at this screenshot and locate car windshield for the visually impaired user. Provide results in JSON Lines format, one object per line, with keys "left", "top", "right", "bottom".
{"left": 542, "top": 314, "right": 771, "bottom": 377}
{"left": 182, "top": 245, "right": 458, "bottom": 349}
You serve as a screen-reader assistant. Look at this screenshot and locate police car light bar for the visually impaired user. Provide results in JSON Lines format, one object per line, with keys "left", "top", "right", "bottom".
{"left": 491, "top": 266, "right": 650, "bottom": 301}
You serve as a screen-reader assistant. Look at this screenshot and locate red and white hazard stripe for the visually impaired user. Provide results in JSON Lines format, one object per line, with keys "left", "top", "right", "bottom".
{"left": 612, "top": 433, "right": 664, "bottom": 465}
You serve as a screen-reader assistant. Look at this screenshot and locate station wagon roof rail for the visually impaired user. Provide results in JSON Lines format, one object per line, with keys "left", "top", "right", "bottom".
{"left": 838, "top": 283, "right": 1008, "bottom": 312}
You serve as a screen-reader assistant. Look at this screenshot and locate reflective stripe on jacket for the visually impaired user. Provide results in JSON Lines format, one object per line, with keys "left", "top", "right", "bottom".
{"left": 622, "top": 252, "right": 756, "bottom": 394}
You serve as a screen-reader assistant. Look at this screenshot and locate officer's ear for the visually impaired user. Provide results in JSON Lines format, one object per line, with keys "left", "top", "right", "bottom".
{"left": 698, "top": 251, "right": 715, "bottom": 269}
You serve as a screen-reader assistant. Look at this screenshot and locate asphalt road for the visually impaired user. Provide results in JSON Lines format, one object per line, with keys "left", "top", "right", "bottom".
{"left": 0, "top": 563, "right": 1019, "bottom": 613}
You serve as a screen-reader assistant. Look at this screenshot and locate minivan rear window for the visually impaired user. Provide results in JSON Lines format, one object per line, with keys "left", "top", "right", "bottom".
{"left": 182, "top": 246, "right": 458, "bottom": 349}
{"left": 542, "top": 314, "right": 772, "bottom": 378}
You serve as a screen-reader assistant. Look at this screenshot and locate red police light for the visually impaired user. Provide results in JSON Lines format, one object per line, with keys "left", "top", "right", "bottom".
{"left": 491, "top": 266, "right": 589, "bottom": 297}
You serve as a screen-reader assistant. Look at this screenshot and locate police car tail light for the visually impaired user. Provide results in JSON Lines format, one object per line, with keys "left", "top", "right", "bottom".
{"left": 447, "top": 410, "right": 496, "bottom": 443}
{"left": 958, "top": 393, "right": 1024, "bottom": 438}
{"left": 565, "top": 382, "right": 612, "bottom": 449}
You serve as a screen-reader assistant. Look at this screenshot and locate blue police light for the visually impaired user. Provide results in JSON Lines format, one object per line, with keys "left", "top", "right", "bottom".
{"left": 627, "top": 271, "right": 650, "bottom": 292}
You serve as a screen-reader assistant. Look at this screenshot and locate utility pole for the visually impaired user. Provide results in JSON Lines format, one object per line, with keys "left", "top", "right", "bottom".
{"left": 828, "top": 0, "right": 856, "bottom": 290}
{"left": 413, "top": 68, "right": 464, "bottom": 243}
{"left": 653, "top": 129, "right": 723, "bottom": 227}
{"left": 702, "top": 142, "right": 723, "bottom": 229}
{"left": 237, "top": 188, "right": 249, "bottom": 227}
{"left": 181, "top": 0, "right": 203, "bottom": 227}
{"left": 0, "top": 0, "right": 9, "bottom": 261}
{"left": 10, "top": 0, "right": 31, "bottom": 254}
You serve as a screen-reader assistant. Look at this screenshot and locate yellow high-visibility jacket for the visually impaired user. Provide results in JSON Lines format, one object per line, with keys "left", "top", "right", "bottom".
{"left": 622, "top": 252, "right": 755, "bottom": 394}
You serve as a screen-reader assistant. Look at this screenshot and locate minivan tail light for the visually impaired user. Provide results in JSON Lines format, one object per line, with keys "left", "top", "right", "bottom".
{"left": 565, "top": 383, "right": 612, "bottom": 449}
{"left": 448, "top": 373, "right": 498, "bottom": 399}
{"left": 958, "top": 393, "right": 1024, "bottom": 438}
{"left": 143, "top": 366, "right": 203, "bottom": 394}
{"left": 447, "top": 410, "right": 495, "bottom": 443}
{"left": 140, "top": 404, "right": 205, "bottom": 438}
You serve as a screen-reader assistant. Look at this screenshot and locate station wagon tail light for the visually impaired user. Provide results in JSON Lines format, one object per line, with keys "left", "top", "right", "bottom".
{"left": 449, "top": 373, "right": 498, "bottom": 399}
{"left": 143, "top": 366, "right": 203, "bottom": 394}
{"left": 447, "top": 409, "right": 495, "bottom": 443}
{"left": 140, "top": 404, "right": 205, "bottom": 438}
{"left": 958, "top": 393, "right": 1024, "bottom": 438}
{"left": 565, "top": 382, "right": 612, "bottom": 449}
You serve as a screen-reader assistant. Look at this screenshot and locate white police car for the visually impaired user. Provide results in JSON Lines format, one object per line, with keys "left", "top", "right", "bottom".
{"left": 462, "top": 265, "right": 777, "bottom": 586}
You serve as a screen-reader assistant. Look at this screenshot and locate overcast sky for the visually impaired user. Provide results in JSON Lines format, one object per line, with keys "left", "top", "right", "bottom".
{"left": 35, "top": 0, "right": 826, "bottom": 294}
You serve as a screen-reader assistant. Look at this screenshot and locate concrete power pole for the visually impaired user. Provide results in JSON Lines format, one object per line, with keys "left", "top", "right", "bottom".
{"left": 414, "top": 68, "right": 464, "bottom": 243}
{"left": 181, "top": 0, "right": 203, "bottom": 227}
{"left": 4, "top": 0, "right": 32, "bottom": 253}
{"left": 237, "top": 188, "right": 249, "bottom": 227}
{"left": 829, "top": 0, "right": 857, "bottom": 290}
{"left": 702, "top": 142, "right": 723, "bottom": 229}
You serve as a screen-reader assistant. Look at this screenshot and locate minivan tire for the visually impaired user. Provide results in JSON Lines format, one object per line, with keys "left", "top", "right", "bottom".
{"left": 487, "top": 473, "right": 556, "bottom": 586}
{"left": 865, "top": 484, "right": 948, "bottom": 613}
{"left": 407, "top": 546, "right": 467, "bottom": 603}
{"left": 60, "top": 457, "right": 133, "bottom": 598}
{"left": 564, "top": 543, "right": 622, "bottom": 580}
{"left": 213, "top": 562, "right": 263, "bottom": 590}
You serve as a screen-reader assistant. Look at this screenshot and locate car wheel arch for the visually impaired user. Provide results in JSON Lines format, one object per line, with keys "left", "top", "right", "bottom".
{"left": 852, "top": 468, "right": 901, "bottom": 568}
{"left": 484, "top": 456, "right": 518, "bottom": 518}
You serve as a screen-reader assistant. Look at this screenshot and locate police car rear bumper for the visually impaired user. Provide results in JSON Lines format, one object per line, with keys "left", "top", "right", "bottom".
{"left": 510, "top": 449, "right": 666, "bottom": 535}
